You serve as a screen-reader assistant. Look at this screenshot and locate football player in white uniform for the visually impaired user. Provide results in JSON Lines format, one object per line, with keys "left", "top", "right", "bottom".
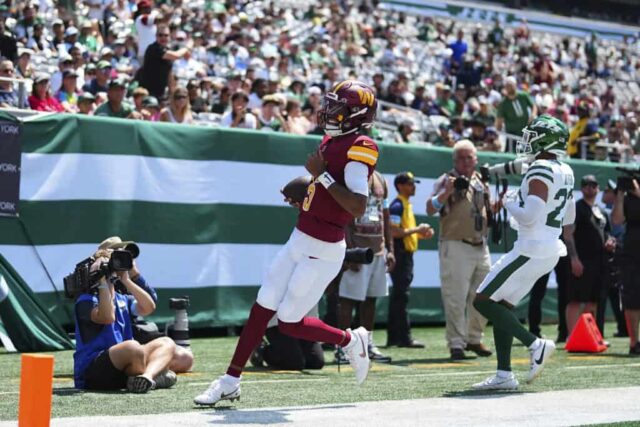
{"left": 472, "top": 115, "right": 576, "bottom": 390}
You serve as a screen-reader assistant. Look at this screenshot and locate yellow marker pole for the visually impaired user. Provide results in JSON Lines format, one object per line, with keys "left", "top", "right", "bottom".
{"left": 18, "top": 354, "right": 54, "bottom": 427}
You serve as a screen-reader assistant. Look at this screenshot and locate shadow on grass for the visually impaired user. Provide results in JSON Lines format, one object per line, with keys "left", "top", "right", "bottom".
{"left": 442, "top": 389, "right": 529, "bottom": 399}
{"left": 194, "top": 404, "right": 356, "bottom": 425}
{"left": 242, "top": 366, "right": 322, "bottom": 376}
{"left": 52, "top": 387, "right": 128, "bottom": 397}
{"left": 53, "top": 374, "right": 74, "bottom": 379}
{"left": 387, "top": 357, "right": 475, "bottom": 366}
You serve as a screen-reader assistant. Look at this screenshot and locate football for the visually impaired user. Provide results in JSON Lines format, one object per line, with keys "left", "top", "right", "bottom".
{"left": 281, "top": 175, "right": 313, "bottom": 203}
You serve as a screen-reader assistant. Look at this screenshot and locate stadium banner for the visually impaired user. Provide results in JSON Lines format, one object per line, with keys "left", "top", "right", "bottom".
{"left": 0, "top": 118, "right": 22, "bottom": 217}
{"left": 0, "top": 114, "right": 619, "bottom": 328}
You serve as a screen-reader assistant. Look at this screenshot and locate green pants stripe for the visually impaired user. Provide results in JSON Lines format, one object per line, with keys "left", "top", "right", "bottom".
{"left": 480, "top": 255, "right": 530, "bottom": 297}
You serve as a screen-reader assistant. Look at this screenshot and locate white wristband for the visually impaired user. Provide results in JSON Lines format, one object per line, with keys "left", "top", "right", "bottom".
{"left": 98, "top": 283, "right": 109, "bottom": 290}
{"left": 316, "top": 171, "right": 336, "bottom": 189}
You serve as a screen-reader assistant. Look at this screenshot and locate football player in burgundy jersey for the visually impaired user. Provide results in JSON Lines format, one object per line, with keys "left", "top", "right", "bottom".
{"left": 195, "top": 80, "right": 380, "bottom": 406}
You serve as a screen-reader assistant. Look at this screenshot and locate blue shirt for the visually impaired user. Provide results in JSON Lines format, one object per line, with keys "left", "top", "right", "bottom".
{"left": 73, "top": 292, "right": 134, "bottom": 389}
{"left": 448, "top": 40, "right": 468, "bottom": 64}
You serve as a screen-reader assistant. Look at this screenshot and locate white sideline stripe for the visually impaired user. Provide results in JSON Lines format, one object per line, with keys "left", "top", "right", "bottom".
{"left": 24, "top": 386, "right": 640, "bottom": 427}
{"left": 20, "top": 153, "right": 438, "bottom": 206}
{"left": 0, "top": 244, "right": 460, "bottom": 293}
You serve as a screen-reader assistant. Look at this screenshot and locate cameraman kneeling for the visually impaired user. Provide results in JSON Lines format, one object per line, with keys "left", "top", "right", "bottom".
{"left": 73, "top": 255, "right": 177, "bottom": 393}
{"left": 97, "top": 236, "right": 194, "bottom": 373}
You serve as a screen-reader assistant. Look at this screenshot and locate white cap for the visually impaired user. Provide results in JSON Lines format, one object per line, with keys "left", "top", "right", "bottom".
{"left": 65, "top": 26, "right": 78, "bottom": 37}
{"left": 505, "top": 76, "right": 517, "bottom": 86}
{"left": 308, "top": 86, "right": 322, "bottom": 95}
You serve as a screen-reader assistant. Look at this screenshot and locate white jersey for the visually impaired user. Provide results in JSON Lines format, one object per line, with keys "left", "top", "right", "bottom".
{"left": 510, "top": 159, "right": 575, "bottom": 257}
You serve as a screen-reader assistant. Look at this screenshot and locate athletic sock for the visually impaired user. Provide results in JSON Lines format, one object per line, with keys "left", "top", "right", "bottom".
{"left": 226, "top": 302, "right": 276, "bottom": 378}
{"left": 496, "top": 370, "right": 513, "bottom": 379}
{"left": 278, "top": 317, "right": 351, "bottom": 346}
{"left": 493, "top": 325, "right": 514, "bottom": 372}
{"left": 474, "top": 298, "right": 537, "bottom": 347}
{"left": 221, "top": 374, "right": 240, "bottom": 386}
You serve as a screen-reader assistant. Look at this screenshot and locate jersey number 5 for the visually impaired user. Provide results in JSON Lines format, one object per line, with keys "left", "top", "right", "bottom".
{"left": 546, "top": 188, "right": 569, "bottom": 228}
{"left": 302, "top": 183, "right": 316, "bottom": 212}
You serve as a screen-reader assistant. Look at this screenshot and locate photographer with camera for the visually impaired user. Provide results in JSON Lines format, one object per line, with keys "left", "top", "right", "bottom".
{"left": 612, "top": 174, "right": 640, "bottom": 355}
{"left": 73, "top": 248, "right": 178, "bottom": 393}
{"left": 97, "top": 237, "right": 194, "bottom": 373}
{"left": 427, "top": 139, "right": 493, "bottom": 360}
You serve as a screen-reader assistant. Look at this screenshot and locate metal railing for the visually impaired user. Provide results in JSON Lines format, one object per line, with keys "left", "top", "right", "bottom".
{"left": 0, "top": 76, "right": 31, "bottom": 109}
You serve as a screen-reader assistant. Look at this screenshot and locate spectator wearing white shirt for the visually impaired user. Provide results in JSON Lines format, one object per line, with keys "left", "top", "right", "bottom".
{"left": 220, "top": 91, "right": 257, "bottom": 129}
{"left": 134, "top": 0, "right": 159, "bottom": 62}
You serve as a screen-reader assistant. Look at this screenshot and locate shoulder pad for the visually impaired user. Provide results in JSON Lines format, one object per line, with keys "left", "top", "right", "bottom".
{"left": 347, "top": 136, "right": 378, "bottom": 166}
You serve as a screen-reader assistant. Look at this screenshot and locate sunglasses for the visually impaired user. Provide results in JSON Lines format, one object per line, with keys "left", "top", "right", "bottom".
{"left": 174, "top": 95, "right": 187, "bottom": 100}
{"left": 158, "top": 33, "right": 170, "bottom": 38}
{"left": 0, "top": 68, "right": 13, "bottom": 73}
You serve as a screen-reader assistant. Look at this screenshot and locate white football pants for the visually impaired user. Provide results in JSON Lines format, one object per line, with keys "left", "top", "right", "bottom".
{"left": 256, "top": 228, "right": 346, "bottom": 322}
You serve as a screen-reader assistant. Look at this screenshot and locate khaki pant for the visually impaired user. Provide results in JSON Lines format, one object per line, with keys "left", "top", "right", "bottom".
{"left": 439, "top": 240, "right": 491, "bottom": 350}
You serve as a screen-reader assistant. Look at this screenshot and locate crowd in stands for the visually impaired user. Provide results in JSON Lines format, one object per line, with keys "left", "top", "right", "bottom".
{"left": 1, "top": 0, "right": 640, "bottom": 161}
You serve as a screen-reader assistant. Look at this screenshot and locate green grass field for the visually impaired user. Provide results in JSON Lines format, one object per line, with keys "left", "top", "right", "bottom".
{"left": 1, "top": 323, "right": 638, "bottom": 421}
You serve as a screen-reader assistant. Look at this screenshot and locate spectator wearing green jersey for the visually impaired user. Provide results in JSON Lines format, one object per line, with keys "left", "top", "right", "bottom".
{"left": 95, "top": 79, "right": 142, "bottom": 120}
{"left": 495, "top": 76, "right": 537, "bottom": 152}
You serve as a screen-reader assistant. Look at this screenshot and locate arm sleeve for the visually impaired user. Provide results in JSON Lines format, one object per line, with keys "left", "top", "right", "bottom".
{"left": 344, "top": 161, "right": 370, "bottom": 196}
{"left": 389, "top": 199, "right": 403, "bottom": 225}
{"left": 563, "top": 198, "right": 576, "bottom": 225}
{"left": 505, "top": 194, "right": 546, "bottom": 226}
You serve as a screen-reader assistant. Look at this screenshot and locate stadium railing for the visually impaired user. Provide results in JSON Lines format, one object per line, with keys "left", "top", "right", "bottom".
{"left": 0, "top": 76, "right": 31, "bottom": 109}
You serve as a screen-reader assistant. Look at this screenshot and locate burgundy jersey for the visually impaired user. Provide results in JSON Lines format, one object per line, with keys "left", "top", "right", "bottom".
{"left": 296, "top": 133, "right": 379, "bottom": 242}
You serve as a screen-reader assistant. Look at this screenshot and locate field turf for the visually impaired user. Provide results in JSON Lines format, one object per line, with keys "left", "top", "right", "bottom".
{"left": 0, "top": 323, "right": 638, "bottom": 421}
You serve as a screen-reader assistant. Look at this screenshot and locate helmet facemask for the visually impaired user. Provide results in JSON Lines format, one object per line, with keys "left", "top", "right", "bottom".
{"left": 517, "top": 128, "right": 566, "bottom": 159}
{"left": 319, "top": 91, "right": 374, "bottom": 137}
{"left": 516, "top": 128, "right": 537, "bottom": 159}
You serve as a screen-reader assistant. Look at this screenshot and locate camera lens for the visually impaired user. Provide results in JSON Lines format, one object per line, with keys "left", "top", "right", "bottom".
{"left": 454, "top": 176, "right": 469, "bottom": 191}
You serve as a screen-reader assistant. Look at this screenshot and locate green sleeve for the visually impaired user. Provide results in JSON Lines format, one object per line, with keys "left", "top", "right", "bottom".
{"left": 496, "top": 101, "right": 505, "bottom": 118}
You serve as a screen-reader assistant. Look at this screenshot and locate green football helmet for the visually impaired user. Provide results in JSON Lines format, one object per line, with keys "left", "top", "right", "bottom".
{"left": 516, "top": 114, "right": 569, "bottom": 158}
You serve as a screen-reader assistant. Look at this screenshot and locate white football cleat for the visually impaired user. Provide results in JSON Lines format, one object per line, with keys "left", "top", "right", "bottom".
{"left": 343, "top": 327, "right": 371, "bottom": 385}
{"left": 472, "top": 374, "right": 519, "bottom": 391}
{"left": 527, "top": 338, "right": 555, "bottom": 383}
{"left": 193, "top": 376, "right": 241, "bottom": 406}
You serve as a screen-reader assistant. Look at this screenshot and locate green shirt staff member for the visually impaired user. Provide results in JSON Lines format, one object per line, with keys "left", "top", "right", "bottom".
{"left": 386, "top": 172, "right": 434, "bottom": 348}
